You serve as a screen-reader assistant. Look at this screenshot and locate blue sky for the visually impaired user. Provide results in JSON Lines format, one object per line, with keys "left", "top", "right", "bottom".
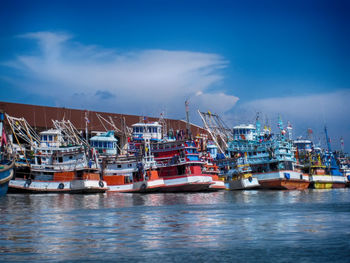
{"left": 0, "top": 0, "right": 349, "bottom": 151}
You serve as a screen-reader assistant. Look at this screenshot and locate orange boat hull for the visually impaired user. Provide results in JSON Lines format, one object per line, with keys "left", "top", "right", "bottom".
{"left": 259, "top": 179, "right": 310, "bottom": 190}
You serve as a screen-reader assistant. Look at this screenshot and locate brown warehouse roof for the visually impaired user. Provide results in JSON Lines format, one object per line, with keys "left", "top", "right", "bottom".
{"left": 0, "top": 101, "right": 207, "bottom": 136}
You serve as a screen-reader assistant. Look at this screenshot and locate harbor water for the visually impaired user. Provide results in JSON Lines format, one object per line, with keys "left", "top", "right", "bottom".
{"left": 1, "top": 189, "right": 350, "bottom": 262}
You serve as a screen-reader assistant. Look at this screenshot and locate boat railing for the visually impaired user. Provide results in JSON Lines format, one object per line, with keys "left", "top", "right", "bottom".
{"left": 31, "top": 160, "right": 87, "bottom": 171}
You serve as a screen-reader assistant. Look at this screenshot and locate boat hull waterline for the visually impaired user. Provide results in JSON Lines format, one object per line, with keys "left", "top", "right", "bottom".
{"left": 9, "top": 179, "right": 108, "bottom": 194}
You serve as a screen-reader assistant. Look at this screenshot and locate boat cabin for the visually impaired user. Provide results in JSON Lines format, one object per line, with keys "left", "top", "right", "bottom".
{"left": 294, "top": 139, "right": 313, "bottom": 153}
{"left": 206, "top": 141, "right": 218, "bottom": 159}
{"left": 40, "top": 129, "right": 63, "bottom": 148}
{"left": 232, "top": 124, "right": 256, "bottom": 141}
{"left": 132, "top": 122, "right": 162, "bottom": 142}
{"left": 90, "top": 131, "right": 118, "bottom": 156}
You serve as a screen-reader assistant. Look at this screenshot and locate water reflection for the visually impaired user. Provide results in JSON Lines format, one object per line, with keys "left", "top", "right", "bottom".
{"left": 0, "top": 189, "right": 349, "bottom": 262}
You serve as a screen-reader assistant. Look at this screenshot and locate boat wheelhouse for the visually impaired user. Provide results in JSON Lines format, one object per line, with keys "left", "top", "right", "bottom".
{"left": 132, "top": 122, "right": 162, "bottom": 142}
{"left": 294, "top": 139, "right": 313, "bottom": 153}
{"left": 206, "top": 141, "right": 218, "bottom": 159}
{"left": 90, "top": 131, "right": 118, "bottom": 156}
{"left": 232, "top": 124, "right": 257, "bottom": 141}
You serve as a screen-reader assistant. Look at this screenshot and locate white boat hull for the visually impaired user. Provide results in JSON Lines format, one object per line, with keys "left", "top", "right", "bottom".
{"left": 9, "top": 179, "right": 108, "bottom": 193}
{"left": 160, "top": 174, "right": 213, "bottom": 192}
{"left": 228, "top": 177, "right": 260, "bottom": 190}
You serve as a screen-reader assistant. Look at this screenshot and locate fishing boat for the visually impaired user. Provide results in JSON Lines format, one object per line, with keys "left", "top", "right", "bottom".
{"left": 151, "top": 140, "right": 213, "bottom": 192}
{"left": 129, "top": 121, "right": 213, "bottom": 192}
{"left": 308, "top": 160, "right": 333, "bottom": 189}
{"left": 225, "top": 157, "right": 260, "bottom": 190}
{"left": 0, "top": 112, "right": 15, "bottom": 196}
{"left": 227, "top": 119, "right": 309, "bottom": 190}
{"left": 9, "top": 129, "right": 108, "bottom": 193}
{"left": 91, "top": 131, "right": 165, "bottom": 192}
{"left": 317, "top": 126, "right": 347, "bottom": 188}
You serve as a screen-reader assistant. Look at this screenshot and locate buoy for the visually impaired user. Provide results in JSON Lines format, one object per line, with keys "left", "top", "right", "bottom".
{"left": 99, "top": 181, "right": 104, "bottom": 188}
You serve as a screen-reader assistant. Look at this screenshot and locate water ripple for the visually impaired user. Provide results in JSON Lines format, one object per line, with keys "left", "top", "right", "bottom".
{"left": 0, "top": 189, "right": 350, "bottom": 262}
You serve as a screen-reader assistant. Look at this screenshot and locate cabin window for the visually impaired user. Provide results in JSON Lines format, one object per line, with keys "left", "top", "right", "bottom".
{"left": 43, "top": 135, "right": 47, "bottom": 141}
{"left": 69, "top": 156, "right": 73, "bottom": 159}
{"left": 148, "top": 127, "right": 152, "bottom": 133}
{"left": 98, "top": 141, "right": 103, "bottom": 148}
{"left": 117, "top": 165, "right": 121, "bottom": 168}
{"left": 103, "top": 142, "right": 107, "bottom": 148}
{"left": 135, "top": 127, "right": 139, "bottom": 133}
{"left": 48, "top": 135, "right": 53, "bottom": 141}
{"left": 128, "top": 164, "right": 132, "bottom": 167}
{"left": 140, "top": 127, "right": 143, "bottom": 132}
{"left": 58, "top": 157, "right": 63, "bottom": 163}
{"left": 108, "top": 142, "right": 113, "bottom": 148}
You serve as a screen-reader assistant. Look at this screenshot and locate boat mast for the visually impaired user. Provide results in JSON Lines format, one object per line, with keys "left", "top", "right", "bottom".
{"left": 185, "top": 100, "right": 190, "bottom": 139}
{"left": 324, "top": 125, "right": 332, "bottom": 153}
{"left": 85, "top": 111, "right": 89, "bottom": 145}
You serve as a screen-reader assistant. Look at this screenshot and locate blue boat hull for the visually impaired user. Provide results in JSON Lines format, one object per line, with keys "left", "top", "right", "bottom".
{"left": 0, "top": 161, "right": 14, "bottom": 196}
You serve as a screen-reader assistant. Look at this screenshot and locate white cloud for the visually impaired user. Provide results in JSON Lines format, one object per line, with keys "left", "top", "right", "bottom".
{"left": 4, "top": 31, "right": 239, "bottom": 119}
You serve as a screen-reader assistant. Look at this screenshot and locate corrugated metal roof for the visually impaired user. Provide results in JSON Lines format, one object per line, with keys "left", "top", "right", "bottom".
{"left": 0, "top": 101, "right": 207, "bottom": 136}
